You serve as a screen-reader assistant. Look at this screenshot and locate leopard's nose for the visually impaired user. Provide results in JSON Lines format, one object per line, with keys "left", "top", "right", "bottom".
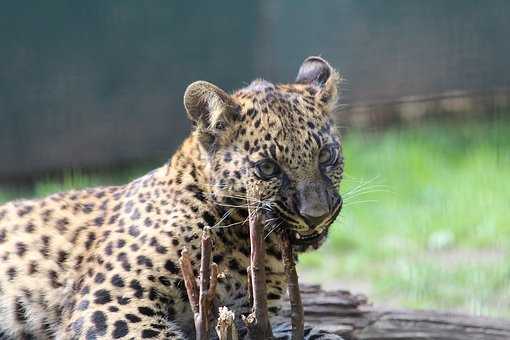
{"left": 299, "top": 208, "right": 330, "bottom": 228}
{"left": 296, "top": 181, "right": 332, "bottom": 228}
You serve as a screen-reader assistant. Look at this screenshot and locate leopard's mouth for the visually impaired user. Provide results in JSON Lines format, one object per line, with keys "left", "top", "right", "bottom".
{"left": 290, "top": 229, "right": 326, "bottom": 245}
{"left": 286, "top": 200, "right": 342, "bottom": 249}
{"left": 266, "top": 197, "right": 341, "bottom": 250}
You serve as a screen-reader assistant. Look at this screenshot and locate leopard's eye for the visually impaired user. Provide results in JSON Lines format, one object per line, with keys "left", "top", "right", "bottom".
{"left": 255, "top": 160, "right": 281, "bottom": 180}
{"left": 319, "top": 146, "right": 337, "bottom": 166}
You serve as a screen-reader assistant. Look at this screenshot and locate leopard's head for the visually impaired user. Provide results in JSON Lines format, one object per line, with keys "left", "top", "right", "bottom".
{"left": 184, "top": 57, "right": 343, "bottom": 252}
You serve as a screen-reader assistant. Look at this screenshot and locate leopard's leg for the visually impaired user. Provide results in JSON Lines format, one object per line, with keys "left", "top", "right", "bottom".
{"left": 57, "top": 297, "right": 188, "bottom": 340}
{"left": 268, "top": 299, "right": 344, "bottom": 340}
{"left": 271, "top": 319, "right": 344, "bottom": 340}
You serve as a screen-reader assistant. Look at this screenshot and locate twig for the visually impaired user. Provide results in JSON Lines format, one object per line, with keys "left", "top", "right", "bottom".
{"left": 281, "top": 232, "right": 304, "bottom": 339}
{"left": 197, "top": 227, "right": 214, "bottom": 339}
{"left": 216, "top": 306, "right": 239, "bottom": 340}
{"left": 246, "top": 204, "right": 273, "bottom": 339}
{"left": 179, "top": 227, "right": 218, "bottom": 340}
{"left": 179, "top": 248, "right": 198, "bottom": 313}
{"left": 246, "top": 266, "right": 253, "bottom": 307}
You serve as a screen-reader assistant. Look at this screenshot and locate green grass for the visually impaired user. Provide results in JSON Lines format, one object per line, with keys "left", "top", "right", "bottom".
{"left": 299, "top": 118, "right": 510, "bottom": 318}
{"left": 1, "top": 118, "right": 508, "bottom": 318}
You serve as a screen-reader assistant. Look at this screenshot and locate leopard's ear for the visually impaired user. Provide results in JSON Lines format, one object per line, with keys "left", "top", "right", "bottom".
{"left": 296, "top": 56, "right": 339, "bottom": 110}
{"left": 184, "top": 81, "right": 240, "bottom": 149}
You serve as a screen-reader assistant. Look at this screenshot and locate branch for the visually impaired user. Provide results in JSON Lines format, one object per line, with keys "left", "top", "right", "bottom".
{"left": 281, "top": 232, "right": 304, "bottom": 339}
{"left": 216, "top": 306, "right": 239, "bottom": 340}
{"left": 179, "top": 227, "right": 218, "bottom": 340}
{"left": 246, "top": 266, "right": 253, "bottom": 307}
{"left": 178, "top": 248, "right": 198, "bottom": 313}
{"left": 197, "top": 227, "right": 214, "bottom": 339}
{"left": 246, "top": 204, "right": 273, "bottom": 339}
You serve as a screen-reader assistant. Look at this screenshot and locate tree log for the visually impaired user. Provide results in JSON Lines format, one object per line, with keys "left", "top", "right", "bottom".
{"left": 282, "top": 285, "right": 510, "bottom": 340}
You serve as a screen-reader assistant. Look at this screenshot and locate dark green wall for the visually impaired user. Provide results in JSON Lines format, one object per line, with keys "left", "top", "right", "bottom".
{"left": 1, "top": 1, "right": 509, "bottom": 179}
{"left": 254, "top": 0, "right": 510, "bottom": 103}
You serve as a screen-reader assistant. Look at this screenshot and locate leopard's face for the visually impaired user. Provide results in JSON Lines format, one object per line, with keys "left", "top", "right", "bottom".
{"left": 184, "top": 57, "right": 343, "bottom": 252}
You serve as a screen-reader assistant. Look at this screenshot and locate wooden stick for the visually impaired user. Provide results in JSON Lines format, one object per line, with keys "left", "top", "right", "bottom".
{"left": 179, "top": 247, "right": 199, "bottom": 313}
{"left": 216, "top": 306, "right": 239, "bottom": 340}
{"left": 247, "top": 206, "right": 273, "bottom": 339}
{"left": 281, "top": 232, "right": 304, "bottom": 340}
{"left": 196, "top": 227, "right": 213, "bottom": 339}
{"left": 246, "top": 266, "right": 253, "bottom": 307}
{"left": 179, "top": 227, "right": 217, "bottom": 340}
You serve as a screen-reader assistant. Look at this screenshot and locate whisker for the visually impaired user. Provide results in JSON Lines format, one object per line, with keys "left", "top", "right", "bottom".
{"left": 343, "top": 199, "right": 378, "bottom": 207}
{"left": 211, "top": 209, "right": 233, "bottom": 228}
{"left": 265, "top": 221, "right": 283, "bottom": 240}
{"left": 343, "top": 188, "right": 391, "bottom": 200}
{"left": 343, "top": 180, "right": 382, "bottom": 197}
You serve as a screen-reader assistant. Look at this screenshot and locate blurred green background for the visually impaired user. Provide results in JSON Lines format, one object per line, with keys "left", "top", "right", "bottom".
{"left": 300, "top": 116, "right": 510, "bottom": 318}
{"left": 1, "top": 116, "right": 508, "bottom": 318}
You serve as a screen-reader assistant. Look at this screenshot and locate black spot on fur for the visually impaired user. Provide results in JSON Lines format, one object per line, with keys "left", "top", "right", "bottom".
{"left": 49, "top": 270, "right": 62, "bottom": 288}
{"left": 28, "top": 261, "right": 38, "bottom": 275}
{"left": 93, "top": 289, "right": 112, "bottom": 304}
{"left": 82, "top": 203, "right": 94, "bottom": 214}
{"left": 40, "top": 235, "right": 50, "bottom": 258}
{"left": 111, "top": 274, "right": 125, "bottom": 287}
{"left": 117, "top": 296, "right": 130, "bottom": 305}
{"left": 202, "top": 211, "right": 215, "bottom": 227}
{"left": 164, "top": 260, "right": 179, "bottom": 274}
{"left": 129, "top": 225, "right": 140, "bottom": 237}
{"left": 149, "top": 237, "right": 167, "bottom": 254}
{"left": 7, "top": 267, "right": 16, "bottom": 281}
{"left": 186, "top": 184, "right": 206, "bottom": 202}
{"left": 158, "top": 276, "right": 171, "bottom": 286}
{"left": 57, "top": 250, "right": 69, "bottom": 265}
{"left": 25, "top": 223, "right": 36, "bottom": 233}
{"left": 267, "top": 292, "right": 280, "bottom": 300}
{"left": 17, "top": 205, "right": 33, "bottom": 217}
{"left": 213, "top": 254, "right": 224, "bottom": 264}
{"left": 129, "top": 280, "right": 144, "bottom": 298}
{"left": 138, "top": 306, "right": 155, "bottom": 316}
{"left": 77, "top": 299, "right": 89, "bottom": 311}
{"left": 72, "top": 317, "right": 85, "bottom": 334}
{"left": 125, "top": 313, "right": 142, "bottom": 323}
{"left": 91, "top": 310, "right": 107, "bottom": 335}
{"left": 14, "top": 298, "right": 27, "bottom": 323}
{"left": 94, "top": 217, "right": 105, "bottom": 227}
{"left": 130, "top": 208, "right": 141, "bottom": 220}
{"left": 94, "top": 272, "right": 105, "bottom": 284}
{"left": 141, "top": 329, "right": 160, "bottom": 338}
{"left": 15, "top": 242, "right": 27, "bottom": 257}
{"left": 56, "top": 218, "right": 69, "bottom": 232}
{"left": 85, "top": 232, "right": 96, "bottom": 250}
{"left": 105, "top": 242, "right": 113, "bottom": 256}
{"left": 112, "top": 320, "right": 129, "bottom": 338}
{"left": 148, "top": 287, "right": 158, "bottom": 301}
{"left": 86, "top": 328, "right": 98, "bottom": 340}
{"left": 228, "top": 258, "right": 240, "bottom": 271}
{"left": 137, "top": 255, "right": 153, "bottom": 268}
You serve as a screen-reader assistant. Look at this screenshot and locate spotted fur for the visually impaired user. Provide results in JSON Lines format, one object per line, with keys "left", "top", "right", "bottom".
{"left": 0, "top": 57, "right": 344, "bottom": 339}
